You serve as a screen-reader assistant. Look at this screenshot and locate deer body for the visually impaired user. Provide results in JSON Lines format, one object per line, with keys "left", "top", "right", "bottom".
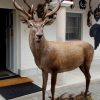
{"left": 29, "top": 31, "right": 93, "bottom": 73}
{"left": 29, "top": 30, "right": 94, "bottom": 100}
{"left": 13, "top": 0, "right": 94, "bottom": 100}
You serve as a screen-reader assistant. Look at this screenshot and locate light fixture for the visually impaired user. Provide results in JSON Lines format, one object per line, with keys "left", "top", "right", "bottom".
{"left": 50, "top": 0, "right": 74, "bottom": 7}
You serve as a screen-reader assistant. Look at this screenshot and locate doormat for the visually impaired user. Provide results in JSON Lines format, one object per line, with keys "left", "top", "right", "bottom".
{"left": 0, "top": 82, "right": 42, "bottom": 100}
{"left": 0, "top": 77, "right": 33, "bottom": 87}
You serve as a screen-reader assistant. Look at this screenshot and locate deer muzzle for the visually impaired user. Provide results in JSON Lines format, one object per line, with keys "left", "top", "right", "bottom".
{"left": 35, "top": 34, "right": 43, "bottom": 43}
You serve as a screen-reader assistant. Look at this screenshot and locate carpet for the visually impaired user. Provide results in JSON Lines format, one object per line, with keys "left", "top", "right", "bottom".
{"left": 0, "top": 82, "right": 42, "bottom": 100}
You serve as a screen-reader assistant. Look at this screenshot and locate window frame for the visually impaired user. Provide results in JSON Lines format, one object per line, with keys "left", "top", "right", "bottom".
{"left": 66, "top": 12, "right": 83, "bottom": 40}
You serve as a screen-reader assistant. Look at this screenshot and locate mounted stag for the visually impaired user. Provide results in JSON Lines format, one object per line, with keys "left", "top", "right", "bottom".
{"left": 13, "top": 0, "right": 94, "bottom": 100}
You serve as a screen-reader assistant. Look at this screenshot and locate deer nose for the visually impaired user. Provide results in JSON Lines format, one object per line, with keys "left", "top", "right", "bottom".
{"left": 36, "top": 34, "right": 43, "bottom": 39}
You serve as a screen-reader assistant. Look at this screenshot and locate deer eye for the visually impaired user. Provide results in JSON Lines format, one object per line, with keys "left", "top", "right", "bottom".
{"left": 28, "top": 22, "right": 33, "bottom": 28}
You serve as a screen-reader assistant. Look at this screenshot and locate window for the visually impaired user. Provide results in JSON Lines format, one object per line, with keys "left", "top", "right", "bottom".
{"left": 66, "top": 13, "right": 82, "bottom": 40}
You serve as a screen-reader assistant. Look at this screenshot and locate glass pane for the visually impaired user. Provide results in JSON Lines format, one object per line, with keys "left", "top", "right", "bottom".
{"left": 66, "top": 13, "right": 82, "bottom": 40}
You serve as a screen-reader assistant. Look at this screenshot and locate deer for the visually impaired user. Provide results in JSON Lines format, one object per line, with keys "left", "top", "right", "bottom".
{"left": 13, "top": 0, "right": 94, "bottom": 100}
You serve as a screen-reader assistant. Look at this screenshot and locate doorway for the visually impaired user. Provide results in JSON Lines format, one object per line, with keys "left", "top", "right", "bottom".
{"left": 0, "top": 9, "right": 15, "bottom": 78}
{"left": 0, "top": 9, "right": 7, "bottom": 70}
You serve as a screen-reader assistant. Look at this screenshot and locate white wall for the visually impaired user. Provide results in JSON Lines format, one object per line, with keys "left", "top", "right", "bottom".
{"left": 20, "top": 24, "right": 37, "bottom": 70}
{"left": 20, "top": 0, "right": 100, "bottom": 74}
{"left": 44, "top": 21, "right": 57, "bottom": 41}
{"left": 56, "top": 7, "right": 66, "bottom": 41}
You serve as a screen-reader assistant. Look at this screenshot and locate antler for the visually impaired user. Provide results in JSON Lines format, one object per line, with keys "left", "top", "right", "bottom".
{"left": 13, "top": 0, "right": 35, "bottom": 20}
{"left": 23, "top": 0, "right": 31, "bottom": 10}
{"left": 23, "top": 0, "right": 35, "bottom": 15}
{"left": 41, "top": 3, "right": 49, "bottom": 19}
{"left": 13, "top": 0, "right": 65, "bottom": 21}
{"left": 13, "top": 0, "right": 32, "bottom": 19}
{"left": 44, "top": 0, "right": 64, "bottom": 18}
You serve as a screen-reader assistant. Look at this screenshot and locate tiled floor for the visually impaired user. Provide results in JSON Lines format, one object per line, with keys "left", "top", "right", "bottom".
{"left": 11, "top": 80, "right": 100, "bottom": 100}
{"left": 28, "top": 63, "right": 100, "bottom": 90}
{"left": 0, "top": 63, "right": 100, "bottom": 100}
{"left": 11, "top": 62, "right": 100, "bottom": 100}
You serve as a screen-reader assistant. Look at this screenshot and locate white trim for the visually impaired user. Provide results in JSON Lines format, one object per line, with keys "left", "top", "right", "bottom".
{"left": 56, "top": 7, "right": 66, "bottom": 41}
{"left": 50, "top": 0, "right": 73, "bottom": 7}
{"left": 13, "top": 10, "right": 21, "bottom": 74}
{"left": 0, "top": 0, "right": 20, "bottom": 74}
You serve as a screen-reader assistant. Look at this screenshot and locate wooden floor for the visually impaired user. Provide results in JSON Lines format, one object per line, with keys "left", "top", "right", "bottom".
{"left": 0, "top": 77, "right": 33, "bottom": 87}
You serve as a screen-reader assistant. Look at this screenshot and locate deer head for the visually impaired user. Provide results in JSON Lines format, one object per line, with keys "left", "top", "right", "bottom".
{"left": 13, "top": 0, "right": 64, "bottom": 42}
{"left": 13, "top": 0, "right": 63, "bottom": 42}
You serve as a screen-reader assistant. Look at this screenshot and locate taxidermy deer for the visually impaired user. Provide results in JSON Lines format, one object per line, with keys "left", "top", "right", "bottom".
{"left": 13, "top": 0, "right": 94, "bottom": 100}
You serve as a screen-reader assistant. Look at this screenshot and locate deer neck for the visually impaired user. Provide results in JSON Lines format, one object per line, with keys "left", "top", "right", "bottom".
{"left": 29, "top": 30, "right": 48, "bottom": 65}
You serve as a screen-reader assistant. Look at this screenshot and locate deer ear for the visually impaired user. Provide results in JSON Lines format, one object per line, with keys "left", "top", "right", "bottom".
{"left": 19, "top": 15, "right": 34, "bottom": 28}
{"left": 19, "top": 15, "right": 28, "bottom": 24}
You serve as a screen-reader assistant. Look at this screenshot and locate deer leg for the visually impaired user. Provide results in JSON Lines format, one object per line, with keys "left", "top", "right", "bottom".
{"left": 79, "top": 65, "right": 91, "bottom": 97}
{"left": 42, "top": 71, "right": 48, "bottom": 100}
{"left": 84, "top": 66, "right": 91, "bottom": 97}
{"left": 51, "top": 72, "right": 57, "bottom": 100}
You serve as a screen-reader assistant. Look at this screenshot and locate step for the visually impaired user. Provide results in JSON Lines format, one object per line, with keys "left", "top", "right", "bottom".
{"left": 0, "top": 77, "right": 33, "bottom": 87}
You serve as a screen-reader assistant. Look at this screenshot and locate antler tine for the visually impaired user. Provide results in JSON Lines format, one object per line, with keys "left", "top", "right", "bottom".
{"left": 23, "top": 0, "right": 31, "bottom": 10}
{"left": 42, "top": 2, "right": 49, "bottom": 19}
{"left": 45, "top": 0, "right": 64, "bottom": 18}
{"left": 13, "top": 0, "right": 32, "bottom": 19}
{"left": 31, "top": 4, "right": 35, "bottom": 20}
{"left": 45, "top": 3, "right": 49, "bottom": 15}
{"left": 23, "top": 0, "right": 36, "bottom": 21}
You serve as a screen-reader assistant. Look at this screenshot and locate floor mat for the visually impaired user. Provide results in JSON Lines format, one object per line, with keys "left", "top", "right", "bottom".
{"left": 0, "top": 82, "right": 42, "bottom": 100}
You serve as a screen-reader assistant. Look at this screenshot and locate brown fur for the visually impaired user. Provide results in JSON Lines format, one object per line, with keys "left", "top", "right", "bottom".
{"left": 29, "top": 30, "right": 94, "bottom": 100}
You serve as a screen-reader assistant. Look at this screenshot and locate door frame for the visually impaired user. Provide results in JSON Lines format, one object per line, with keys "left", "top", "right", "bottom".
{"left": 12, "top": 9, "right": 21, "bottom": 74}
{"left": 0, "top": 8, "right": 21, "bottom": 74}
{"left": 6, "top": 9, "right": 14, "bottom": 72}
